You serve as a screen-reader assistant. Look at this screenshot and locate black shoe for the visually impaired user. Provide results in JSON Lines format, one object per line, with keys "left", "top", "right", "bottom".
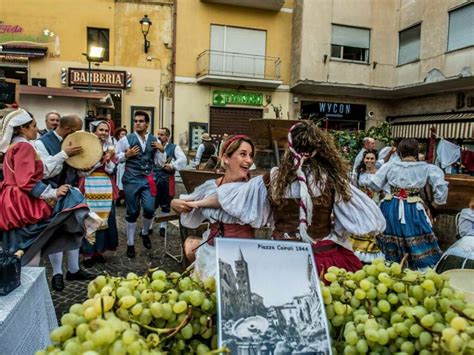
{"left": 93, "top": 254, "right": 106, "bottom": 264}
{"left": 148, "top": 228, "right": 153, "bottom": 235}
{"left": 140, "top": 233, "right": 152, "bottom": 249}
{"left": 83, "top": 258, "right": 94, "bottom": 268}
{"left": 51, "top": 274, "right": 64, "bottom": 291}
{"left": 127, "top": 245, "right": 135, "bottom": 258}
{"left": 65, "top": 268, "right": 96, "bottom": 281}
{"left": 159, "top": 227, "right": 166, "bottom": 238}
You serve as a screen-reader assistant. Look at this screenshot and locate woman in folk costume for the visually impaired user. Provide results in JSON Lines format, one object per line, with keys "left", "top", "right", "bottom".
{"left": 0, "top": 109, "right": 96, "bottom": 266}
{"left": 171, "top": 135, "right": 266, "bottom": 279}
{"left": 369, "top": 138, "right": 448, "bottom": 270}
{"left": 350, "top": 149, "right": 387, "bottom": 263}
{"left": 192, "top": 121, "right": 386, "bottom": 276}
{"left": 79, "top": 120, "right": 119, "bottom": 267}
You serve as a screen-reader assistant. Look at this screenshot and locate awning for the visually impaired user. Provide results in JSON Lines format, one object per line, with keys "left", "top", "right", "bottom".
{"left": 389, "top": 112, "right": 474, "bottom": 139}
{"left": 20, "top": 85, "right": 115, "bottom": 109}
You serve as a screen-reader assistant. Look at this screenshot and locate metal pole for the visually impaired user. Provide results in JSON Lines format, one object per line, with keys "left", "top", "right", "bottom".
{"left": 88, "top": 60, "right": 91, "bottom": 91}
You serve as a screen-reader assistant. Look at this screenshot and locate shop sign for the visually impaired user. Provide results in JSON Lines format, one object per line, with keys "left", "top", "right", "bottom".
{"left": 0, "top": 24, "right": 23, "bottom": 34}
{"left": 301, "top": 101, "right": 366, "bottom": 120}
{"left": 212, "top": 90, "right": 263, "bottom": 107}
{"left": 0, "top": 55, "right": 28, "bottom": 67}
{"left": 68, "top": 68, "right": 126, "bottom": 89}
{"left": 456, "top": 92, "right": 474, "bottom": 109}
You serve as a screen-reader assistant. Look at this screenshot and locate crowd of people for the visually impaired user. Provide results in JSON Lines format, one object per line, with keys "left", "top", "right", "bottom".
{"left": 0, "top": 108, "right": 184, "bottom": 291}
{"left": 0, "top": 107, "right": 471, "bottom": 293}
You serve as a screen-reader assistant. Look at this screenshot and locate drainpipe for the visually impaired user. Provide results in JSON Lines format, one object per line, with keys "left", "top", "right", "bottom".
{"left": 170, "top": 0, "right": 177, "bottom": 143}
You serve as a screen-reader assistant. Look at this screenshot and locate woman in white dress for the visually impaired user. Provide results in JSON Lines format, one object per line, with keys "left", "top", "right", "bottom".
{"left": 350, "top": 149, "right": 386, "bottom": 263}
{"left": 369, "top": 138, "right": 448, "bottom": 269}
{"left": 171, "top": 135, "right": 268, "bottom": 279}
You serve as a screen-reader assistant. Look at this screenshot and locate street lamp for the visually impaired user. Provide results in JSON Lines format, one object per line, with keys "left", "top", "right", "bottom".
{"left": 82, "top": 46, "right": 105, "bottom": 91}
{"left": 139, "top": 14, "right": 152, "bottom": 53}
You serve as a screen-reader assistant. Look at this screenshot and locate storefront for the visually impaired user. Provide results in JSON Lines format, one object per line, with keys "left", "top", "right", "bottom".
{"left": 300, "top": 100, "right": 367, "bottom": 130}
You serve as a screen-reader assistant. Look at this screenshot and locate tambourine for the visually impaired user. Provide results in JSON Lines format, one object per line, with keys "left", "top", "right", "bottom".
{"left": 63, "top": 131, "right": 103, "bottom": 169}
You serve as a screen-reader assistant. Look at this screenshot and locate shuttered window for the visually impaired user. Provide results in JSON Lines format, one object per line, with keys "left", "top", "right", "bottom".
{"left": 331, "top": 25, "right": 370, "bottom": 62}
{"left": 398, "top": 24, "right": 421, "bottom": 65}
{"left": 448, "top": 3, "right": 474, "bottom": 51}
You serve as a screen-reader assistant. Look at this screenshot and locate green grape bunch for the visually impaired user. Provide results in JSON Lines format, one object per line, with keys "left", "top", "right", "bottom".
{"left": 36, "top": 269, "right": 229, "bottom": 355}
{"left": 321, "top": 259, "right": 474, "bottom": 354}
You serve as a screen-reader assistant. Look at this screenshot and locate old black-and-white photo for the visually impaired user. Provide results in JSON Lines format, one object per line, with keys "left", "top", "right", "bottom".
{"left": 215, "top": 238, "right": 332, "bottom": 355}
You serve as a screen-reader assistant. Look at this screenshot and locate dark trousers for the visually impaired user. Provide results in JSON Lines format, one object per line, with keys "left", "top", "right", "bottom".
{"left": 123, "top": 180, "right": 156, "bottom": 222}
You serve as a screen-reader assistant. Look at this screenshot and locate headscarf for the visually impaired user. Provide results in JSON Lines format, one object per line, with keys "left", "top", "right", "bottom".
{"left": 90, "top": 120, "right": 112, "bottom": 147}
{"left": 287, "top": 123, "right": 315, "bottom": 244}
{"left": 0, "top": 109, "right": 32, "bottom": 153}
{"left": 220, "top": 134, "right": 250, "bottom": 158}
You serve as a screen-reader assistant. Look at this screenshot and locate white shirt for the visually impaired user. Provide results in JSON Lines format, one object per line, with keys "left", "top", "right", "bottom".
{"left": 115, "top": 132, "right": 166, "bottom": 166}
{"left": 34, "top": 130, "right": 69, "bottom": 179}
{"left": 164, "top": 143, "right": 187, "bottom": 171}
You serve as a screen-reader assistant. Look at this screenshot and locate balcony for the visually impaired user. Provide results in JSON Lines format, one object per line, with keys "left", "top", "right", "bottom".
{"left": 201, "top": 0, "right": 285, "bottom": 11}
{"left": 196, "top": 50, "right": 282, "bottom": 88}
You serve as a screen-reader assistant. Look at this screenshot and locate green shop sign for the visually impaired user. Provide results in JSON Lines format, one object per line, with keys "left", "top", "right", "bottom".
{"left": 212, "top": 90, "right": 263, "bottom": 107}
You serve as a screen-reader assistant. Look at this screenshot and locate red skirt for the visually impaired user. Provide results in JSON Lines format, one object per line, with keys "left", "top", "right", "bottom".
{"left": 312, "top": 240, "right": 363, "bottom": 282}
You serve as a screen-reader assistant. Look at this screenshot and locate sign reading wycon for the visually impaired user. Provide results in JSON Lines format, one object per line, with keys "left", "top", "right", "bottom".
{"left": 68, "top": 68, "right": 126, "bottom": 89}
{"left": 301, "top": 101, "right": 367, "bottom": 120}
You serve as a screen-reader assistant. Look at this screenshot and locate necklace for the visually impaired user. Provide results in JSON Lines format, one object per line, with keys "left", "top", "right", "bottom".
{"left": 402, "top": 156, "right": 417, "bottom": 162}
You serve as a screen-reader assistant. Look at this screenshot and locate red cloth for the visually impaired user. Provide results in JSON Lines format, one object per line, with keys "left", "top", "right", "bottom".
{"left": 0, "top": 142, "right": 52, "bottom": 230}
{"left": 168, "top": 175, "right": 176, "bottom": 197}
{"left": 461, "top": 149, "right": 474, "bottom": 172}
{"left": 146, "top": 173, "right": 157, "bottom": 197}
{"left": 312, "top": 240, "right": 363, "bottom": 282}
{"left": 207, "top": 223, "right": 255, "bottom": 246}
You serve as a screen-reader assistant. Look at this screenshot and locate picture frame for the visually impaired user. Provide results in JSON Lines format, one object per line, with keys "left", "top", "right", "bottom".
{"left": 215, "top": 238, "right": 332, "bottom": 355}
{"left": 130, "top": 106, "right": 155, "bottom": 134}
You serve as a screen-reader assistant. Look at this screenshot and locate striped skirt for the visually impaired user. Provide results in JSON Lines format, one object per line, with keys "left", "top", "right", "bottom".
{"left": 378, "top": 198, "right": 442, "bottom": 269}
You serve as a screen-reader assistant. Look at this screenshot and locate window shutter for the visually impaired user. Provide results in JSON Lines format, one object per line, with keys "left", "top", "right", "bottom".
{"left": 398, "top": 25, "right": 421, "bottom": 65}
{"left": 332, "top": 25, "right": 370, "bottom": 49}
{"left": 448, "top": 4, "right": 474, "bottom": 51}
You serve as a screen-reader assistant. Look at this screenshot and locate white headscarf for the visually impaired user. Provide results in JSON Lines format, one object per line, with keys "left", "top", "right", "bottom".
{"left": 0, "top": 109, "right": 33, "bottom": 153}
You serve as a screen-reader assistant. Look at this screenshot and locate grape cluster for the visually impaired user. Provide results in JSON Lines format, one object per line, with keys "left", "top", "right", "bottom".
{"left": 36, "top": 270, "right": 229, "bottom": 354}
{"left": 322, "top": 259, "right": 474, "bottom": 354}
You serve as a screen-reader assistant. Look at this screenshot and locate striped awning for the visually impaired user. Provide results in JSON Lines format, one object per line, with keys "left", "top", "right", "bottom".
{"left": 390, "top": 112, "right": 474, "bottom": 139}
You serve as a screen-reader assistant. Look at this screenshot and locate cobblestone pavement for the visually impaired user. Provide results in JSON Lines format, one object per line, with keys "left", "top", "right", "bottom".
{"left": 44, "top": 183, "right": 188, "bottom": 320}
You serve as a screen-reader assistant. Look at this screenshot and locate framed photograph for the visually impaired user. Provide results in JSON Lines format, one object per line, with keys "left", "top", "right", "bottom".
{"left": 130, "top": 106, "right": 155, "bottom": 134}
{"left": 215, "top": 238, "right": 332, "bottom": 355}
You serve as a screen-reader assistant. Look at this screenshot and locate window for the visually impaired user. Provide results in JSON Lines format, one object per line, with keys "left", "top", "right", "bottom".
{"left": 331, "top": 25, "right": 370, "bottom": 63}
{"left": 87, "top": 27, "right": 110, "bottom": 61}
{"left": 448, "top": 3, "right": 474, "bottom": 51}
{"left": 398, "top": 24, "right": 421, "bottom": 65}
{"left": 210, "top": 25, "right": 266, "bottom": 77}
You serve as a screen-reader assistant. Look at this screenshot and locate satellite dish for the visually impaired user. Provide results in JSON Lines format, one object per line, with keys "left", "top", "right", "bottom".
{"left": 232, "top": 316, "right": 270, "bottom": 339}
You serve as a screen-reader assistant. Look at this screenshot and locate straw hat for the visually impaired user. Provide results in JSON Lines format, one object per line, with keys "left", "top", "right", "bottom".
{"left": 201, "top": 133, "right": 212, "bottom": 141}
{"left": 63, "top": 131, "right": 103, "bottom": 169}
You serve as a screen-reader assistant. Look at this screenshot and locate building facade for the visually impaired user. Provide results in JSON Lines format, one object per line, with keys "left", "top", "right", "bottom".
{"left": 0, "top": 0, "right": 173, "bottom": 132}
{"left": 174, "top": 0, "right": 293, "bottom": 152}
{"left": 291, "top": 0, "right": 473, "bottom": 140}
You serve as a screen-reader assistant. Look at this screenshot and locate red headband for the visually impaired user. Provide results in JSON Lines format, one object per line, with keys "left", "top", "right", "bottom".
{"left": 220, "top": 134, "right": 251, "bottom": 158}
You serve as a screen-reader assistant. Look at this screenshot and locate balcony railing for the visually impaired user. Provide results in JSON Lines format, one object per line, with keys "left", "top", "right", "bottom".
{"left": 197, "top": 50, "right": 281, "bottom": 82}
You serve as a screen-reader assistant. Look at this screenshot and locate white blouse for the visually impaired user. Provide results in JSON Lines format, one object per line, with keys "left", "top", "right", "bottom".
{"left": 368, "top": 161, "right": 448, "bottom": 205}
{"left": 459, "top": 208, "right": 474, "bottom": 238}
{"left": 179, "top": 179, "right": 272, "bottom": 229}
{"left": 215, "top": 168, "right": 386, "bottom": 249}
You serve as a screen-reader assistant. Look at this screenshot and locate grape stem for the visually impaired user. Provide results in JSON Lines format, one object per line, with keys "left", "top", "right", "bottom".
{"left": 162, "top": 307, "right": 193, "bottom": 341}
{"left": 450, "top": 304, "right": 474, "bottom": 321}
{"left": 413, "top": 315, "right": 441, "bottom": 334}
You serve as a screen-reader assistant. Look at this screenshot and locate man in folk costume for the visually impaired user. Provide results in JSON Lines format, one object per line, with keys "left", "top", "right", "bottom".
{"left": 152, "top": 127, "right": 187, "bottom": 237}
{"left": 194, "top": 132, "right": 216, "bottom": 168}
{"left": 35, "top": 114, "right": 97, "bottom": 291}
{"left": 116, "top": 110, "right": 165, "bottom": 258}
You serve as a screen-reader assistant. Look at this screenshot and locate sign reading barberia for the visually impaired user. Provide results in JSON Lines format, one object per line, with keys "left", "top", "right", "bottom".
{"left": 68, "top": 68, "right": 127, "bottom": 89}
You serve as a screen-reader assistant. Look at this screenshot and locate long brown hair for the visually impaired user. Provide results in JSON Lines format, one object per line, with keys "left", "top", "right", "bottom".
{"left": 271, "top": 120, "right": 351, "bottom": 206}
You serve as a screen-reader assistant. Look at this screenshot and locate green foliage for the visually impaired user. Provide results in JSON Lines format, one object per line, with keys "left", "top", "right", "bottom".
{"left": 323, "top": 122, "right": 393, "bottom": 163}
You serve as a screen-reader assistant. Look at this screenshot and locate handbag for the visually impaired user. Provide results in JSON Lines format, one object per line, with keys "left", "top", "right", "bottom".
{"left": 0, "top": 250, "right": 21, "bottom": 295}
